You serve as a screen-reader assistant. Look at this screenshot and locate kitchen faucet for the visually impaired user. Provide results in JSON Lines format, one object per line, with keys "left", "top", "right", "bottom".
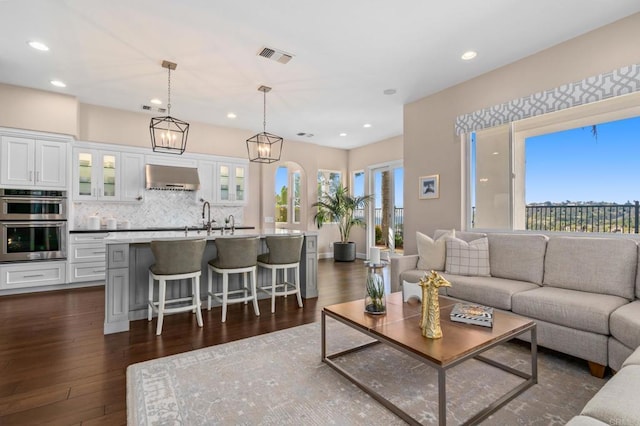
{"left": 227, "top": 214, "right": 235, "bottom": 234}
{"left": 202, "top": 201, "right": 212, "bottom": 235}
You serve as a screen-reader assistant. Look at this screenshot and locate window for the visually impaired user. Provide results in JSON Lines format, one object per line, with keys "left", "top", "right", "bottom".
{"left": 292, "top": 171, "right": 301, "bottom": 223}
{"left": 467, "top": 93, "right": 640, "bottom": 234}
{"left": 316, "top": 170, "right": 342, "bottom": 223}
{"left": 352, "top": 170, "right": 365, "bottom": 219}
{"left": 275, "top": 166, "right": 288, "bottom": 223}
{"left": 275, "top": 165, "right": 302, "bottom": 225}
{"left": 317, "top": 170, "right": 341, "bottom": 198}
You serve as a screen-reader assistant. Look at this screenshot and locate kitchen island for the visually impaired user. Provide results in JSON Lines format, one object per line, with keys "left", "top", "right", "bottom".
{"left": 103, "top": 230, "right": 317, "bottom": 334}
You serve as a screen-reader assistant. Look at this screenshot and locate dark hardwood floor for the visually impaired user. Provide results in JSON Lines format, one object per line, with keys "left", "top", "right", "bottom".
{"left": 0, "top": 259, "right": 372, "bottom": 425}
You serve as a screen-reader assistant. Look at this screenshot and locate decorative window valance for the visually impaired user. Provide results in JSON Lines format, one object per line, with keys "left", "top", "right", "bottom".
{"left": 455, "top": 63, "right": 640, "bottom": 135}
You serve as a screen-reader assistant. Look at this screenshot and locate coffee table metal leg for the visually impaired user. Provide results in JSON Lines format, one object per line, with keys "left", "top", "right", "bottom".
{"left": 321, "top": 310, "right": 326, "bottom": 360}
{"left": 439, "top": 369, "right": 446, "bottom": 425}
{"left": 531, "top": 326, "right": 538, "bottom": 384}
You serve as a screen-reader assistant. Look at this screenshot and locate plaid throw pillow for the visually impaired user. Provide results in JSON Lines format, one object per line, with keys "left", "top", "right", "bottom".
{"left": 445, "top": 236, "right": 491, "bottom": 276}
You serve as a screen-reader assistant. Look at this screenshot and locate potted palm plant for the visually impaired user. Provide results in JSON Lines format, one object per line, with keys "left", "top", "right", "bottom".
{"left": 312, "top": 183, "right": 373, "bottom": 262}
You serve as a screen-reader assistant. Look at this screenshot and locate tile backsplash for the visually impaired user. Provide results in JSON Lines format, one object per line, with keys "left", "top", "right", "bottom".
{"left": 72, "top": 190, "right": 243, "bottom": 229}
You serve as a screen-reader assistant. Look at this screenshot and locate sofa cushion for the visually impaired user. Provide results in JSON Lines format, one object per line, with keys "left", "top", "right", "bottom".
{"left": 445, "top": 236, "right": 491, "bottom": 276}
{"left": 610, "top": 300, "right": 640, "bottom": 350}
{"left": 435, "top": 229, "right": 485, "bottom": 242}
{"left": 622, "top": 344, "right": 640, "bottom": 368}
{"left": 442, "top": 274, "right": 537, "bottom": 310}
{"left": 565, "top": 416, "right": 608, "bottom": 426}
{"left": 512, "top": 287, "right": 628, "bottom": 335}
{"left": 580, "top": 365, "right": 640, "bottom": 425}
{"left": 608, "top": 337, "right": 634, "bottom": 372}
{"left": 416, "top": 230, "right": 453, "bottom": 271}
{"left": 487, "top": 233, "right": 547, "bottom": 284}
{"left": 543, "top": 236, "right": 637, "bottom": 300}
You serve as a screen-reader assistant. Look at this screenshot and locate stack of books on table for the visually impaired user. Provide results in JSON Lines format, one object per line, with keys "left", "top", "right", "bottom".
{"left": 450, "top": 303, "right": 494, "bottom": 328}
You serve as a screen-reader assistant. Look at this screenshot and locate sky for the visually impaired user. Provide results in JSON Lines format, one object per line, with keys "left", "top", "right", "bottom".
{"left": 526, "top": 115, "right": 640, "bottom": 204}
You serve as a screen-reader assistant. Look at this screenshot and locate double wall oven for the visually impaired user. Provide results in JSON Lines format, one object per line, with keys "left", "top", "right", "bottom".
{"left": 0, "top": 189, "right": 67, "bottom": 262}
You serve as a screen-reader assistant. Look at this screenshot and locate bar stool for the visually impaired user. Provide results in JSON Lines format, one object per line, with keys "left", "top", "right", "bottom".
{"left": 148, "top": 239, "right": 206, "bottom": 336}
{"left": 207, "top": 236, "right": 260, "bottom": 322}
{"left": 258, "top": 235, "right": 304, "bottom": 313}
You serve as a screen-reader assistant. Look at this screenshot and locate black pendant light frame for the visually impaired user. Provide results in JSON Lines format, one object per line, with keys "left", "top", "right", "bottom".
{"left": 246, "top": 85, "right": 283, "bottom": 164}
{"left": 150, "top": 60, "right": 189, "bottom": 155}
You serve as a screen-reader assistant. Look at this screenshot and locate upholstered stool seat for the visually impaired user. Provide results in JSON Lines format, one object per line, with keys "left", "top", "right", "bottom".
{"left": 258, "top": 235, "right": 304, "bottom": 313}
{"left": 207, "top": 236, "right": 260, "bottom": 322}
{"left": 148, "top": 239, "right": 206, "bottom": 336}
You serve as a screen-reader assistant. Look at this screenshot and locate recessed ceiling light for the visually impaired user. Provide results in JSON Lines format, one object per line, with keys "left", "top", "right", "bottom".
{"left": 492, "top": 151, "right": 499, "bottom": 155}
{"left": 28, "top": 41, "right": 49, "bottom": 51}
{"left": 50, "top": 80, "right": 66, "bottom": 88}
{"left": 479, "top": 178, "right": 489, "bottom": 182}
{"left": 150, "top": 98, "right": 162, "bottom": 105}
{"left": 227, "top": 112, "right": 237, "bottom": 119}
{"left": 383, "top": 89, "right": 396, "bottom": 95}
{"left": 461, "top": 50, "right": 477, "bottom": 61}
{"left": 339, "top": 133, "right": 347, "bottom": 137}
{"left": 363, "top": 123, "right": 372, "bottom": 128}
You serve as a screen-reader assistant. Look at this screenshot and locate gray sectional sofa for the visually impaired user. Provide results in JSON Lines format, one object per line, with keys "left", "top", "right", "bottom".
{"left": 391, "top": 230, "right": 640, "bottom": 376}
{"left": 566, "top": 345, "right": 640, "bottom": 425}
{"left": 391, "top": 230, "right": 640, "bottom": 423}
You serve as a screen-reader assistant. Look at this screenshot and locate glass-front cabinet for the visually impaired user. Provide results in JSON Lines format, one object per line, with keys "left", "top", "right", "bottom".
{"left": 73, "top": 148, "right": 120, "bottom": 201}
{"left": 216, "top": 162, "right": 247, "bottom": 205}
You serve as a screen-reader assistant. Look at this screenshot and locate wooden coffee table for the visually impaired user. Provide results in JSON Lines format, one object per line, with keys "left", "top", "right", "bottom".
{"left": 321, "top": 292, "right": 537, "bottom": 425}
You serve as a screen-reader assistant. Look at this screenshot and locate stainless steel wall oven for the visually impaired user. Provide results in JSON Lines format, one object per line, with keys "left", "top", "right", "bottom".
{"left": 0, "top": 189, "right": 67, "bottom": 262}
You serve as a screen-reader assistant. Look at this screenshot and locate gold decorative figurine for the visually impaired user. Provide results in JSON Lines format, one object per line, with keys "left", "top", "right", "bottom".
{"left": 419, "top": 270, "right": 451, "bottom": 339}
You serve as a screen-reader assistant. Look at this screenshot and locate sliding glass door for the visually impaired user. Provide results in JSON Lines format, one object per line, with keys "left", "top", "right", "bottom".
{"left": 369, "top": 161, "right": 403, "bottom": 257}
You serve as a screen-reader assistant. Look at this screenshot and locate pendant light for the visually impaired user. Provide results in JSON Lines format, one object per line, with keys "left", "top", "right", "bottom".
{"left": 246, "top": 85, "right": 283, "bottom": 163}
{"left": 150, "top": 60, "right": 189, "bottom": 155}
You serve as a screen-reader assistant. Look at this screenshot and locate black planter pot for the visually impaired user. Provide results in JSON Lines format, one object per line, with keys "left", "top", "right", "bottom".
{"left": 333, "top": 242, "right": 356, "bottom": 262}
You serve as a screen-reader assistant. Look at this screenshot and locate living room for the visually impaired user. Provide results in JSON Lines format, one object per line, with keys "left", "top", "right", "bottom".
{"left": 1, "top": 2, "right": 640, "bottom": 424}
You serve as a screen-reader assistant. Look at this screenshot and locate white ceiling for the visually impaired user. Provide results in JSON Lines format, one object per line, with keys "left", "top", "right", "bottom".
{"left": 1, "top": 1, "right": 639, "bottom": 149}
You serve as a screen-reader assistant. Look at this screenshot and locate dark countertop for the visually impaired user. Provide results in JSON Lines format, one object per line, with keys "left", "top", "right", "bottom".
{"left": 70, "top": 226, "right": 256, "bottom": 233}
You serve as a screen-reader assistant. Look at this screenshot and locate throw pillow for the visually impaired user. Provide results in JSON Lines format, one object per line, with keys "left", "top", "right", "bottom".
{"left": 445, "top": 236, "right": 491, "bottom": 276}
{"left": 416, "top": 230, "right": 454, "bottom": 271}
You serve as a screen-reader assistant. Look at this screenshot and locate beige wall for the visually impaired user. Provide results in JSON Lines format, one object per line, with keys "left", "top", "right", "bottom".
{"left": 0, "top": 83, "right": 78, "bottom": 136}
{"left": 403, "top": 12, "right": 640, "bottom": 255}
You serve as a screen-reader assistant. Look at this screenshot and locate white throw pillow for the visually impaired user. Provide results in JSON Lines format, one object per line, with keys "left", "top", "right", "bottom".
{"left": 445, "top": 236, "right": 491, "bottom": 276}
{"left": 416, "top": 230, "right": 454, "bottom": 271}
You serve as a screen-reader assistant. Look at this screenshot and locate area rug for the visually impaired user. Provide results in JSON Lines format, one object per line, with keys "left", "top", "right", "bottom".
{"left": 127, "top": 320, "right": 605, "bottom": 425}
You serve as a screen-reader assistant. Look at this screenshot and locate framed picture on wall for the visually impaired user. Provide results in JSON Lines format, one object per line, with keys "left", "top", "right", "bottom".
{"left": 418, "top": 174, "right": 439, "bottom": 200}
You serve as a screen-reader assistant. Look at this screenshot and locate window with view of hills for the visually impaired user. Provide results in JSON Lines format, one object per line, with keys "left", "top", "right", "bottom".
{"left": 468, "top": 94, "right": 640, "bottom": 234}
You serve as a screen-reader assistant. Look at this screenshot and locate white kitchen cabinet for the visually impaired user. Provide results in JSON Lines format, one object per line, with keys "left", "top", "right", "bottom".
{"left": 216, "top": 161, "right": 248, "bottom": 205}
{"left": 0, "top": 261, "right": 66, "bottom": 290}
{"left": 0, "top": 135, "right": 67, "bottom": 188}
{"left": 67, "top": 232, "right": 109, "bottom": 283}
{"left": 121, "top": 153, "right": 145, "bottom": 202}
{"left": 197, "top": 160, "right": 216, "bottom": 203}
{"left": 73, "top": 148, "right": 120, "bottom": 201}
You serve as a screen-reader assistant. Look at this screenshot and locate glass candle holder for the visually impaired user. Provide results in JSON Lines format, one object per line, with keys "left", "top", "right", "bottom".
{"left": 364, "top": 261, "right": 387, "bottom": 315}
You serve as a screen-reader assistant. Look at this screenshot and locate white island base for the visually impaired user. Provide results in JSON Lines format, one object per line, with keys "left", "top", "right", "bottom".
{"left": 104, "top": 232, "right": 318, "bottom": 334}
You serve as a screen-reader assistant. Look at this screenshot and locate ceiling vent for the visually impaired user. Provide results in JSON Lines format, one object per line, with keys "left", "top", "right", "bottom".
{"left": 141, "top": 105, "right": 167, "bottom": 114}
{"left": 257, "top": 46, "right": 293, "bottom": 64}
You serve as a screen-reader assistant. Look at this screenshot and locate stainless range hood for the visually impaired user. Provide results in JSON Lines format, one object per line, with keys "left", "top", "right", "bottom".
{"left": 145, "top": 164, "right": 200, "bottom": 191}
